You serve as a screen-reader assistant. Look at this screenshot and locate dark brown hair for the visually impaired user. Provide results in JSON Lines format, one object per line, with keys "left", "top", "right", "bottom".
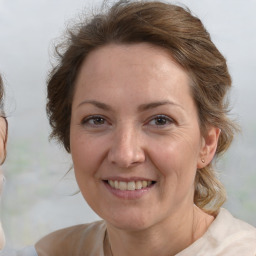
{"left": 46, "top": 0, "right": 238, "bottom": 214}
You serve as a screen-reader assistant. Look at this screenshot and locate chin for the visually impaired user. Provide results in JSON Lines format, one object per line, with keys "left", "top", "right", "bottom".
{"left": 104, "top": 210, "right": 156, "bottom": 232}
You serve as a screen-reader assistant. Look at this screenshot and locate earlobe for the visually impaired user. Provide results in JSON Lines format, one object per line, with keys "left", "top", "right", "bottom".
{"left": 197, "top": 127, "right": 221, "bottom": 169}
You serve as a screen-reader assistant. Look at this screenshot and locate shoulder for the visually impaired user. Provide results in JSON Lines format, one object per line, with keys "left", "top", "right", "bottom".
{"left": 35, "top": 220, "right": 106, "bottom": 256}
{"left": 210, "top": 208, "right": 256, "bottom": 237}
{"left": 206, "top": 208, "right": 256, "bottom": 254}
{"left": 178, "top": 208, "right": 256, "bottom": 256}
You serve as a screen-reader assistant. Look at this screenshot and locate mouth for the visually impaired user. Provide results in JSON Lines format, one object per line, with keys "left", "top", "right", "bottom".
{"left": 104, "top": 180, "right": 156, "bottom": 191}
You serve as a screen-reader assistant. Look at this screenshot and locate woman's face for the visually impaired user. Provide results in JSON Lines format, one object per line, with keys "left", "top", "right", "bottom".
{"left": 0, "top": 116, "right": 7, "bottom": 249}
{"left": 70, "top": 43, "right": 217, "bottom": 231}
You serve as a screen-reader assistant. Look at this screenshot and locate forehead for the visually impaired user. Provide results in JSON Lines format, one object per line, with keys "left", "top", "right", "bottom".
{"left": 72, "top": 43, "right": 195, "bottom": 113}
{"left": 75, "top": 43, "right": 191, "bottom": 92}
{"left": 81, "top": 43, "right": 184, "bottom": 75}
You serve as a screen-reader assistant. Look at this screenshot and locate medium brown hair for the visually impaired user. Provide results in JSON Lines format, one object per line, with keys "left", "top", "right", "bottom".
{"left": 46, "top": 0, "right": 238, "bottom": 214}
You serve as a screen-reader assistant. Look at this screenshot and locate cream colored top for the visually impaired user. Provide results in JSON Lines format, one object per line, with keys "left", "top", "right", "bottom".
{"left": 35, "top": 208, "right": 256, "bottom": 256}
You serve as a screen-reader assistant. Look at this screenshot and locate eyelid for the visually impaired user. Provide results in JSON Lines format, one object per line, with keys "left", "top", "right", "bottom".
{"left": 145, "top": 114, "right": 175, "bottom": 126}
{"left": 81, "top": 115, "right": 110, "bottom": 126}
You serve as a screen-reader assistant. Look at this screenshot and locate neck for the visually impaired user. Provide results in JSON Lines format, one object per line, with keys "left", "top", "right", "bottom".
{"left": 105, "top": 205, "right": 214, "bottom": 256}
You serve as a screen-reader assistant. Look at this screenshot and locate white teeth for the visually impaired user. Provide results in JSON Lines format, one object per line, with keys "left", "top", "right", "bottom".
{"left": 135, "top": 181, "right": 142, "bottom": 190}
{"left": 127, "top": 181, "right": 135, "bottom": 191}
{"left": 108, "top": 180, "right": 154, "bottom": 191}
{"left": 119, "top": 181, "right": 127, "bottom": 191}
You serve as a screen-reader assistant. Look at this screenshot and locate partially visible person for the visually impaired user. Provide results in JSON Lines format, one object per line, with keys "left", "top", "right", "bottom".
{"left": 0, "top": 74, "right": 7, "bottom": 250}
{"left": 0, "top": 75, "right": 37, "bottom": 256}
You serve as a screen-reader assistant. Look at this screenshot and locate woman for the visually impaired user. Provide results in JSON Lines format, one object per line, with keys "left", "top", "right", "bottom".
{"left": 0, "top": 75, "right": 38, "bottom": 256}
{"left": 35, "top": 1, "right": 256, "bottom": 255}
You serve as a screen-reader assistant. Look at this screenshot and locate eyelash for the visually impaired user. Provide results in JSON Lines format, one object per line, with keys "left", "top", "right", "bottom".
{"left": 146, "top": 115, "right": 174, "bottom": 127}
{"left": 80, "top": 114, "right": 174, "bottom": 128}
{"left": 81, "top": 115, "right": 109, "bottom": 127}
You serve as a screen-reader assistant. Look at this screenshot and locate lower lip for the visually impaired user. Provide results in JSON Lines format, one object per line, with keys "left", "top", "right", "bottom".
{"left": 103, "top": 181, "right": 154, "bottom": 200}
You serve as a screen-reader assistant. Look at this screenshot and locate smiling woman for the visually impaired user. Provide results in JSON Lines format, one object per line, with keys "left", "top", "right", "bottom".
{"left": 35, "top": 0, "right": 256, "bottom": 255}
{"left": 70, "top": 43, "right": 221, "bottom": 239}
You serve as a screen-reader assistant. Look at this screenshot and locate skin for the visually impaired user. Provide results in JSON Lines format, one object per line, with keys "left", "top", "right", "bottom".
{"left": 0, "top": 116, "right": 7, "bottom": 249}
{"left": 0, "top": 117, "right": 7, "bottom": 164}
{"left": 70, "top": 43, "right": 220, "bottom": 256}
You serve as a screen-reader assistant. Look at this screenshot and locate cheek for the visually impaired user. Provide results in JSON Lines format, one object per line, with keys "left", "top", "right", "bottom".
{"left": 148, "top": 133, "right": 201, "bottom": 185}
{"left": 71, "top": 138, "right": 93, "bottom": 172}
{"left": 70, "top": 133, "right": 106, "bottom": 179}
{"left": 150, "top": 135, "right": 200, "bottom": 166}
{"left": 70, "top": 136, "right": 98, "bottom": 200}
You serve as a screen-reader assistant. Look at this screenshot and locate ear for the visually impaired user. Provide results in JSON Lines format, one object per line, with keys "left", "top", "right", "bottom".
{"left": 197, "top": 126, "right": 221, "bottom": 169}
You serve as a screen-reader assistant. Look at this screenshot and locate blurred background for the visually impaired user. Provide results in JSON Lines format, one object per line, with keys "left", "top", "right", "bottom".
{"left": 0, "top": 0, "right": 255, "bottom": 249}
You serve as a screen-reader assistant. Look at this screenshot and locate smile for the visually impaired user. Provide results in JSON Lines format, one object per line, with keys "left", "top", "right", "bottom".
{"left": 107, "top": 180, "right": 154, "bottom": 191}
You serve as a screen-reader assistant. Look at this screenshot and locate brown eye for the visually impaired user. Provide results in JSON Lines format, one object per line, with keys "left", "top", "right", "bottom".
{"left": 81, "top": 115, "right": 107, "bottom": 127}
{"left": 148, "top": 115, "right": 173, "bottom": 127}
{"left": 91, "top": 117, "right": 105, "bottom": 125}
{"left": 155, "top": 117, "right": 168, "bottom": 125}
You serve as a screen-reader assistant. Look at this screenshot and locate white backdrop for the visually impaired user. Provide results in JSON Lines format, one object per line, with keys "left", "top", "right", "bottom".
{"left": 0, "top": 0, "right": 255, "bottom": 248}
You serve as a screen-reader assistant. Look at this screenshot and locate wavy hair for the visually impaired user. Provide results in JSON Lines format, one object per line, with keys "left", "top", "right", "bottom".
{"left": 46, "top": 0, "right": 238, "bottom": 215}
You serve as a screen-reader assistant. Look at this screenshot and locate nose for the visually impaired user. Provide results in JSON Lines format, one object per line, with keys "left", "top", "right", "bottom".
{"left": 107, "top": 125, "right": 145, "bottom": 168}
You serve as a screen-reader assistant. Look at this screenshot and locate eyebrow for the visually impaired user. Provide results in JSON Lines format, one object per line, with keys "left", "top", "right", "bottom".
{"left": 77, "top": 100, "right": 113, "bottom": 111}
{"left": 138, "top": 100, "right": 184, "bottom": 111}
{"left": 77, "top": 100, "right": 183, "bottom": 111}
